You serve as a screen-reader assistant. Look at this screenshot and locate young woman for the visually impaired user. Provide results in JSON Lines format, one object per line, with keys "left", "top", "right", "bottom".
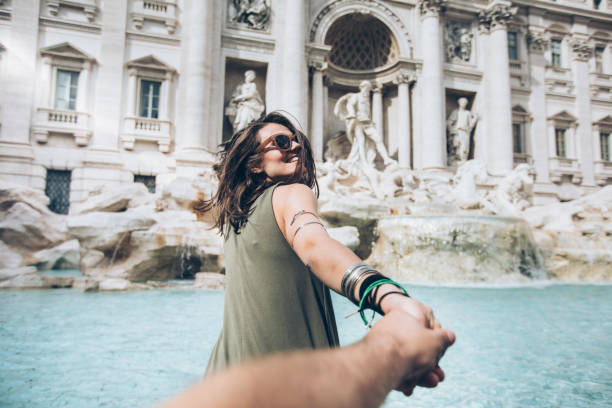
{"left": 203, "top": 111, "right": 444, "bottom": 392}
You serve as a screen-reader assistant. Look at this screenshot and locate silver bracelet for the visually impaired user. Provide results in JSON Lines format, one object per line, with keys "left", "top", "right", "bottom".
{"left": 341, "top": 263, "right": 378, "bottom": 304}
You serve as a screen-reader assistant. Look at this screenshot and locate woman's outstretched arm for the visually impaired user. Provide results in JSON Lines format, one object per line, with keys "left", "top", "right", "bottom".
{"left": 158, "top": 310, "right": 456, "bottom": 408}
{"left": 272, "top": 183, "right": 437, "bottom": 329}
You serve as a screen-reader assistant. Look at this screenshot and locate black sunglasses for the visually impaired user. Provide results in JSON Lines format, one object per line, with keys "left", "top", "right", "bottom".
{"left": 255, "top": 133, "right": 295, "bottom": 153}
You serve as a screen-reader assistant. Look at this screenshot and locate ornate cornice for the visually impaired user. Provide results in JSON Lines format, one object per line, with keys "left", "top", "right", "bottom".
{"left": 526, "top": 31, "right": 549, "bottom": 54}
{"left": 478, "top": 3, "right": 517, "bottom": 33}
{"left": 418, "top": 0, "right": 445, "bottom": 18}
{"left": 570, "top": 39, "right": 592, "bottom": 61}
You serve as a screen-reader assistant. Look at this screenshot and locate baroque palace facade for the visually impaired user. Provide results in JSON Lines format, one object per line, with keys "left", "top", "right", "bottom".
{"left": 0, "top": 0, "right": 611, "bottom": 213}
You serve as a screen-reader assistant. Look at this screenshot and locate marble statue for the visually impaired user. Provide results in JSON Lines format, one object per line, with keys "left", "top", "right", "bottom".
{"left": 447, "top": 97, "right": 478, "bottom": 165}
{"left": 451, "top": 160, "right": 489, "bottom": 209}
{"left": 445, "top": 23, "right": 473, "bottom": 63}
{"left": 228, "top": 0, "right": 271, "bottom": 30}
{"left": 486, "top": 164, "right": 534, "bottom": 216}
{"left": 225, "top": 70, "right": 265, "bottom": 133}
{"left": 333, "top": 80, "right": 395, "bottom": 169}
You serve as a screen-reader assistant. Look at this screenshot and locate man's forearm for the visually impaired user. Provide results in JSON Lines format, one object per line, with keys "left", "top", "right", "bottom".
{"left": 160, "top": 336, "right": 401, "bottom": 408}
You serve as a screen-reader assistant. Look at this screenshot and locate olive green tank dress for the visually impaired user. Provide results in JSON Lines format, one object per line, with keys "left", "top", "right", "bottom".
{"left": 205, "top": 184, "right": 339, "bottom": 375}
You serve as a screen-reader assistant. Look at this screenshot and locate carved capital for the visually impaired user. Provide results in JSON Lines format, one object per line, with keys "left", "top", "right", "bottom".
{"left": 488, "top": 4, "right": 517, "bottom": 31}
{"left": 371, "top": 80, "right": 383, "bottom": 93}
{"left": 419, "top": 0, "right": 445, "bottom": 18}
{"left": 479, "top": 3, "right": 517, "bottom": 32}
{"left": 308, "top": 59, "right": 328, "bottom": 72}
{"left": 128, "top": 68, "right": 138, "bottom": 77}
{"left": 393, "top": 71, "right": 415, "bottom": 85}
{"left": 570, "top": 39, "right": 592, "bottom": 62}
{"left": 526, "top": 31, "right": 549, "bottom": 54}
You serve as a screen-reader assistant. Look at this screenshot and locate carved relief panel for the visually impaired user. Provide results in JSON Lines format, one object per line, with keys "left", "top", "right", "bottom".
{"left": 445, "top": 21, "right": 474, "bottom": 64}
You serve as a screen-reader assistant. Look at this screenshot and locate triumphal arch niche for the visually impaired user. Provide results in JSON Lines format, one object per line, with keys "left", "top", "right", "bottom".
{"left": 308, "top": 1, "right": 420, "bottom": 168}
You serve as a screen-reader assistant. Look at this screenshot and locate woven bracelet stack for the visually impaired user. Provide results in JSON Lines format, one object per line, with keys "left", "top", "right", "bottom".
{"left": 340, "top": 262, "right": 410, "bottom": 327}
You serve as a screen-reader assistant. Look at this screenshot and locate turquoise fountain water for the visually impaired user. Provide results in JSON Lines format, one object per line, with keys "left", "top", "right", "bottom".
{"left": 1, "top": 284, "right": 610, "bottom": 407}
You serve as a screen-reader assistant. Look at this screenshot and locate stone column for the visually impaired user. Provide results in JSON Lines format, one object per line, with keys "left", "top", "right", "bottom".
{"left": 480, "top": 1, "right": 517, "bottom": 174}
{"left": 571, "top": 34, "right": 595, "bottom": 186}
{"left": 178, "top": 0, "right": 215, "bottom": 154}
{"left": 281, "top": 0, "right": 308, "bottom": 129}
{"left": 418, "top": 0, "right": 445, "bottom": 171}
{"left": 73, "top": 0, "right": 132, "bottom": 205}
{"left": 394, "top": 72, "right": 413, "bottom": 168}
{"left": 527, "top": 29, "right": 550, "bottom": 183}
{"left": 76, "top": 61, "right": 90, "bottom": 112}
{"left": 90, "top": 0, "right": 128, "bottom": 151}
{"left": 309, "top": 60, "right": 326, "bottom": 162}
{"left": 372, "top": 81, "right": 384, "bottom": 143}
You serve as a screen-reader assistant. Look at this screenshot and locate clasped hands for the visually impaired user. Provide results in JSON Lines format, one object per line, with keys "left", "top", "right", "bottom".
{"left": 376, "top": 289, "right": 455, "bottom": 396}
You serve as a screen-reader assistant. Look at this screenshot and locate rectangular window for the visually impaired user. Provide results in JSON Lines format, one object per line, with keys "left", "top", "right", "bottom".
{"left": 513, "top": 123, "right": 523, "bottom": 154}
{"left": 134, "top": 174, "right": 156, "bottom": 193}
{"left": 139, "top": 79, "right": 161, "bottom": 119}
{"left": 595, "top": 46, "right": 604, "bottom": 73}
{"left": 54, "top": 69, "right": 79, "bottom": 111}
{"left": 555, "top": 128, "right": 567, "bottom": 158}
{"left": 508, "top": 32, "right": 519, "bottom": 61}
{"left": 551, "top": 39, "right": 562, "bottom": 68}
{"left": 45, "top": 169, "right": 71, "bottom": 214}
{"left": 601, "top": 133, "right": 611, "bottom": 162}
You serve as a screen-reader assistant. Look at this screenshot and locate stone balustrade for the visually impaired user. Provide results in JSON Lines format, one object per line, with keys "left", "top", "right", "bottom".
{"left": 121, "top": 116, "right": 172, "bottom": 153}
{"left": 513, "top": 153, "right": 533, "bottom": 166}
{"left": 32, "top": 107, "right": 92, "bottom": 146}
{"left": 594, "top": 160, "right": 612, "bottom": 185}
{"left": 131, "top": 0, "right": 176, "bottom": 34}
{"left": 549, "top": 156, "right": 582, "bottom": 184}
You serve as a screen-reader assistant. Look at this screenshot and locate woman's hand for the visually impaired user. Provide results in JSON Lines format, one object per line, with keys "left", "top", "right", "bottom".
{"left": 377, "top": 287, "right": 439, "bottom": 329}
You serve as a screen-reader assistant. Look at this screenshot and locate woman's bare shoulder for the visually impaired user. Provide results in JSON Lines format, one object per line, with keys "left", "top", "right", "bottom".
{"left": 273, "top": 184, "right": 317, "bottom": 208}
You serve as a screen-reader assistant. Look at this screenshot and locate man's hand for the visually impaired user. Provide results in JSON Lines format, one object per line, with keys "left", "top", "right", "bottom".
{"left": 366, "top": 309, "right": 456, "bottom": 396}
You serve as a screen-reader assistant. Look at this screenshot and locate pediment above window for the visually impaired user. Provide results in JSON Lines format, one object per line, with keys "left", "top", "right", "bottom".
{"left": 594, "top": 115, "right": 612, "bottom": 129}
{"left": 126, "top": 55, "right": 176, "bottom": 74}
{"left": 40, "top": 42, "right": 96, "bottom": 63}
{"left": 548, "top": 110, "right": 578, "bottom": 125}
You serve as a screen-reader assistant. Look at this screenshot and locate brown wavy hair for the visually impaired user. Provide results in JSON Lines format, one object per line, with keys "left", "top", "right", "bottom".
{"left": 200, "top": 111, "right": 318, "bottom": 236}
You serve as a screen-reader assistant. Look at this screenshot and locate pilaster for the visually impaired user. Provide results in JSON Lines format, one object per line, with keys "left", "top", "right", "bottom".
{"left": 0, "top": 0, "right": 38, "bottom": 187}
{"left": 527, "top": 29, "right": 551, "bottom": 183}
{"left": 280, "top": 0, "right": 308, "bottom": 130}
{"left": 571, "top": 36, "right": 595, "bottom": 186}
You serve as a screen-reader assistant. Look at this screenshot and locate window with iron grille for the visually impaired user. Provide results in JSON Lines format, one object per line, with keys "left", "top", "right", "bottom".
{"left": 139, "top": 79, "right": 161, "bottom": 119}
{"left": 555, "top": 128, "right": 567, "bottom": 158}
{"left": 134, "top": 175, "right": 156, "bottom": 193}
{"left": 55, "top": 69, "right": 79, "bottom": 111}
{"left": 45, "top": 170, "right": 71, "bottom": 214}
{"left": 601, "top": 133, "right": 611, "bottom": 161}
{"left": 508, "top": 32, "right": 518, "bottom": 61}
